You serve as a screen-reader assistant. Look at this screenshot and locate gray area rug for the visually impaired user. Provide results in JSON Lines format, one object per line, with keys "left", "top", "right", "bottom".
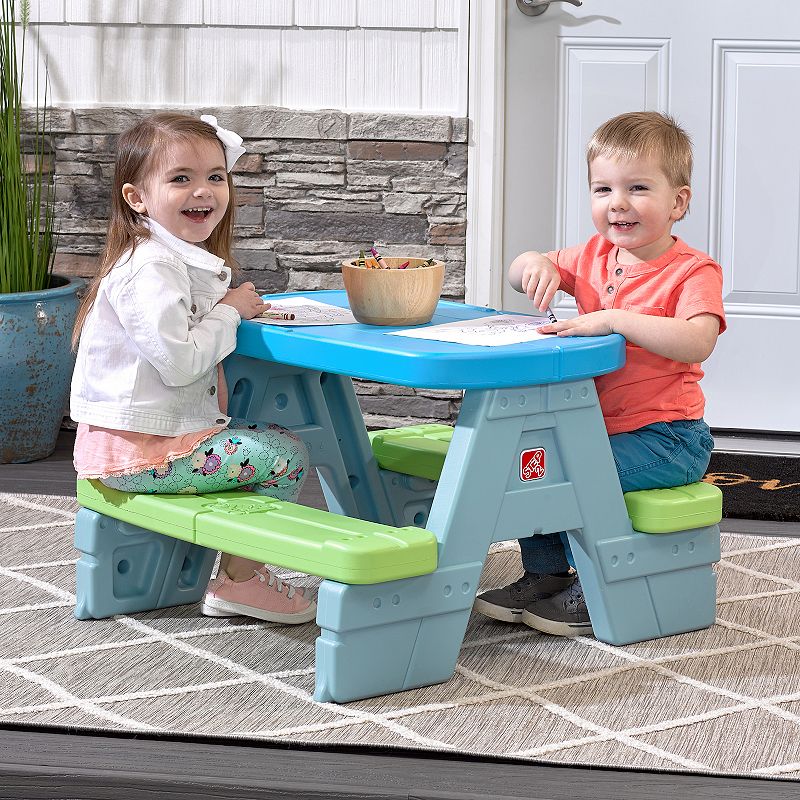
{"left": 2, "top": 492, "right": 800, "bottom": 780}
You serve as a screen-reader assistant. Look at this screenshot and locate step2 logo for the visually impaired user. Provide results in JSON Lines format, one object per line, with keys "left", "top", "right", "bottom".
{"left": 520, "top": 448, "right": 546, "bottom": 481}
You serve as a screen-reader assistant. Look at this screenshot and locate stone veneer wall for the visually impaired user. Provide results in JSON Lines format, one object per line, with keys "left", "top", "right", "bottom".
{"left": 46, "top": 107, "right": 468, "bottom": 429}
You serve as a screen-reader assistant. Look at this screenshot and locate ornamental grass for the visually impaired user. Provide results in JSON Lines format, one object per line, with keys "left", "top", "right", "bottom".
{"left": 0, "top": 0, "right": 56, "bottom": 294}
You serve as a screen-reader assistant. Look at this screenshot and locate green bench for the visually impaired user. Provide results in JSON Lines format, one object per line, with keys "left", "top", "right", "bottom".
{"left": 75, "top": 424, "right": 721, "bottom": 622}
{"left": 75, "top": 478, "right": 437, "bottom": 593}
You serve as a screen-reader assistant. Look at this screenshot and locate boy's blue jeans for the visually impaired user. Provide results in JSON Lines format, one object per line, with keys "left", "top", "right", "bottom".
{"left": 519, "top": 418, "right": 715, "bottom": 575}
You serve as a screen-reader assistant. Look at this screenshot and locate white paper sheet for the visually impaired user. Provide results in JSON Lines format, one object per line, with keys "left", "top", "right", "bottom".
{"left": 250, "top": 296, "right": 357, "bottom": 326}
{"left": 387, "top": 313, "right": 556, "bottom": 346}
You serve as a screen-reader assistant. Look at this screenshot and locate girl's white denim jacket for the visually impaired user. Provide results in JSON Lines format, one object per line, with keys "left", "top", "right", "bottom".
{"left": 70, "top": 219, "right": 241, "bottom": 436}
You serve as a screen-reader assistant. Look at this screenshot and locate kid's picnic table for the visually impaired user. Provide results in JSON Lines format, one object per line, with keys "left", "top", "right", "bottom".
{"left": 76, "top": 291, "right": 720, "bottom": 703}
{"left": 227, "top": 291, "right": 638, "bottom": 702}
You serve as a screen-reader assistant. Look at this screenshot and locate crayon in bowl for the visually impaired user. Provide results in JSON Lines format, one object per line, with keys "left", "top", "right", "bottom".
{"left": 354, "top": 245, "right": 438, "bottom": 270}
{"left": 341, "top": 255, "right": 445, "bottom": 325}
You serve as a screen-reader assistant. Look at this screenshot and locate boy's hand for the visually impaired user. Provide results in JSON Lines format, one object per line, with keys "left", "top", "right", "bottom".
{"left": 508, "top": 251, "right": 560, "bottom": 312}
{"left": 540, "top": 310, "right": 720, "bottom": 363}
{"left": 539, "top": 310, "right": 616, "bottom": 337}
{"left": 218, "top": 282, "right": 269, "bottom": 320}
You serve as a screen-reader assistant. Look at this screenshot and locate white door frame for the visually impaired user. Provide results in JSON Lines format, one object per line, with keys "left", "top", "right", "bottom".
{"left": 464, "top": 0, "right": 506, "bottom": 309}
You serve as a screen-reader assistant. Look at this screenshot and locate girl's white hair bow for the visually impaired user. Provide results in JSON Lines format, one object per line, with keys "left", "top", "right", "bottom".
{"left": 200, "top": 114, "right": 246, "bottom": 172}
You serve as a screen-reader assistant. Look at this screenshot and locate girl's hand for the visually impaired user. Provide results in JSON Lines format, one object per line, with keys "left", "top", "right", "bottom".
{"left": 539, "top": 310, "right": 617, "bottom": 337}
{"left": 508, "top": 251, "right": 560, "bottom": 312}
{"left": 218, "top": 282, "right": 269, "bottom": 320}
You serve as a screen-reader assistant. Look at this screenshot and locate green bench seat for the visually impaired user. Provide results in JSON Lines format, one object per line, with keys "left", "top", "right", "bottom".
{"left": 623, "top": 482, "right": 722, "bottom": 533}
{"left": 76, "top": 479, "right": 438, "bottom": 585}
{"left": 368, "top": 424, "right": 455, "bottom": 481}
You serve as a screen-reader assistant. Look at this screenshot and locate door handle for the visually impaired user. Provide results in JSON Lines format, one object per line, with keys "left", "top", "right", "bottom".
{"left": 516, "top": 0, "right": 582, "bottom": 16}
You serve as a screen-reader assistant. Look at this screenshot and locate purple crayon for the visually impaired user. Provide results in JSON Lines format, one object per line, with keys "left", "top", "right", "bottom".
{"left": 370, "top": 246, "right": 387, "bottom": 269}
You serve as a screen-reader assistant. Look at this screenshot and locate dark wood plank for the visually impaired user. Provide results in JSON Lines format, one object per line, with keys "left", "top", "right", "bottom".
{"left": 0, "top": 429, "right": 78, "bottom": 496}
{"left": 721, "top": 518, "right": 800, "bottom": 537}
{"left": 0, "top": 729, "right": 798, "bottom": 800}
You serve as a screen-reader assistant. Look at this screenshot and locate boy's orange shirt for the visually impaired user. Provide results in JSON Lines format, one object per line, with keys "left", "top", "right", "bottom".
{"left": 546, "top": 234, "right": 726, "bottom": 435}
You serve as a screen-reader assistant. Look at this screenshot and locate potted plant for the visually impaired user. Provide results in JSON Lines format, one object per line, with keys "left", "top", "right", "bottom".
{"left": 0, "top": 0, "right": 83, "bottom": 463}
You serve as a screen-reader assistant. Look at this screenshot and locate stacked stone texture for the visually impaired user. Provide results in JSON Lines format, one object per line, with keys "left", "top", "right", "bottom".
{"left": 42, "top": 107, "right": 468, "bottom": 429}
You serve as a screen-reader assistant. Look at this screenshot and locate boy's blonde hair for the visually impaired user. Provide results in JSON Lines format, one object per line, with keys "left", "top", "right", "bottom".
{"left": 586, "top": 111, "right": 693, "bottom": 190}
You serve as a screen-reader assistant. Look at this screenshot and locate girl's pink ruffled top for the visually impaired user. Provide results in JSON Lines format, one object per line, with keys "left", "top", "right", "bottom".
{"left": 74, "top": 424, "right": 224, "bottom": 480}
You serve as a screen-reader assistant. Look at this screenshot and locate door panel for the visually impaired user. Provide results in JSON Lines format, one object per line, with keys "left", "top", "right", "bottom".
{"left": 501, "top": 0, "right": 800, "bottom": 432}
{"left": 559, "top": 38, "right": 670, "bottom": 252}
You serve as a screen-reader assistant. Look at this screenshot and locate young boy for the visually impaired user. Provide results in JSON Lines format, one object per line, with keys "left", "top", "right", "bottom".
{"left": 474, "top": 111, "right": 726, "bottom": 637}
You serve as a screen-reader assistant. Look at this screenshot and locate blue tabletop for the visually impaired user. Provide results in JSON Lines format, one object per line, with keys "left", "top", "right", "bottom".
{"left": 235, "top": 291, "right": 625, "bottom": 389}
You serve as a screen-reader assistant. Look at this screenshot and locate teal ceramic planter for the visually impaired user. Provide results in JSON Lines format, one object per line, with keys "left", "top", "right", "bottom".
{"left": 0, "top": 274, "right": 84, "bottom": 463}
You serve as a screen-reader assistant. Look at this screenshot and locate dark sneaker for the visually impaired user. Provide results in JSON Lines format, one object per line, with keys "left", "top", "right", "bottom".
{"left": 473, "top": 571, "right": 576, "bottom": 623}
{"left": 521, "top": 579, "right": 593, "bottom": 636}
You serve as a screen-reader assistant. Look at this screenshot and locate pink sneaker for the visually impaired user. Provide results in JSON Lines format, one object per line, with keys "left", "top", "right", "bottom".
{"left": 202, "top": 567, "right": 317, "bottom": 624}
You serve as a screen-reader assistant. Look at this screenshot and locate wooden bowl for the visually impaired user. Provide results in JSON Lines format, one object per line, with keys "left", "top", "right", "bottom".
{"left": 341, "top": 257, "right": 445, "bottom": 326}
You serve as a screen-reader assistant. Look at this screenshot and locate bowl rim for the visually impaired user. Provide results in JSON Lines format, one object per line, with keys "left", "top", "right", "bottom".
{"left": 341, "top": 257, "right": 445, "bottom": 270}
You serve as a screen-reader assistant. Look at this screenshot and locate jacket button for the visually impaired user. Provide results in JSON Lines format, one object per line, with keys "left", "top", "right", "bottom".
{"left": 218, "top": 271, "right": 226, "bottom": 280}
{"left": 615, "top": 267, "right": 623, "bottom": 276}
{"left": 606, "top": 285, "right": 614, "bottom": 294}
{"left": 190, "top": 304, "right": 197, "bottom": 313}
{"left": 209, "top": 386, "right": 216, "bottom": 395}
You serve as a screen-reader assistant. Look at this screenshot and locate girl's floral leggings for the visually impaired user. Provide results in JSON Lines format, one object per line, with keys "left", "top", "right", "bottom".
{"left": 99, "top": 419, "right": 308, "bottom": 502}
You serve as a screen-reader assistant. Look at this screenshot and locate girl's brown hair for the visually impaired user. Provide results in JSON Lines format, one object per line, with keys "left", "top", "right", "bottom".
{"left": 71, "top": 112, "right": 238, "bottom": 349}
{"left": 586, "top": 111, "right": 693, "bottom": 189}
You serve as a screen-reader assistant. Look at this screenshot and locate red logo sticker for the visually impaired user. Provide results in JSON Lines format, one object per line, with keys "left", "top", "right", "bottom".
{"left": 520, "top": 448, "right": 546, "bottom": 481}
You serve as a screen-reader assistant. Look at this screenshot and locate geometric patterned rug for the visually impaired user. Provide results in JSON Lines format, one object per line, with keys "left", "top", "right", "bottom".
{"left": 2, "top": 491, "right": 800, "bottom": 781}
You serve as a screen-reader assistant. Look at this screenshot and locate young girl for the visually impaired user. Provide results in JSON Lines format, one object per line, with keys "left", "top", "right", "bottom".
{"left": 70, "top": 112, "right": 316, "bottom": 625}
